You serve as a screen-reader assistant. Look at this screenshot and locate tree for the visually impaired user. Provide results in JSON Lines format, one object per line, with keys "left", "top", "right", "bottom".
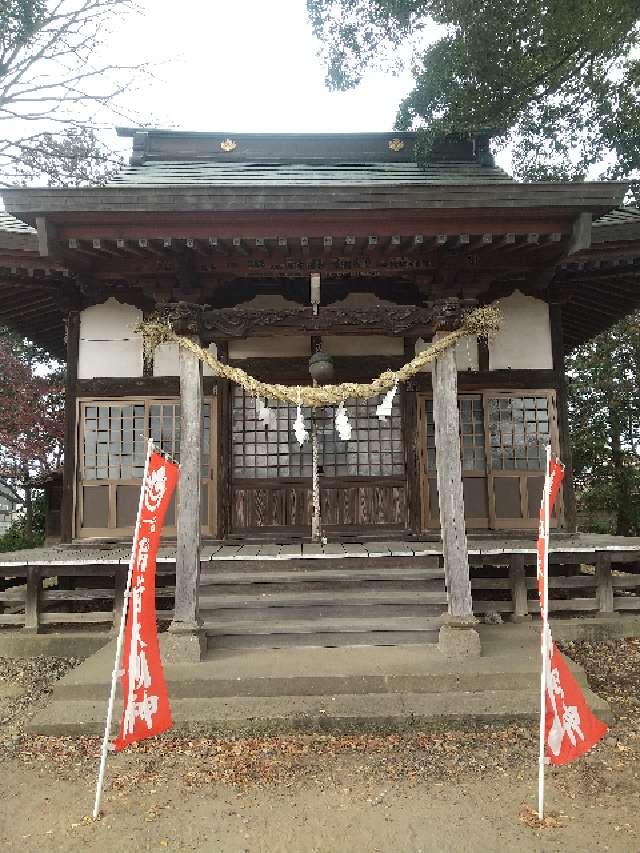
{"left": 568, "top": 314, "right": 640, "bottom": 536}
{"left": 0, "top": 330, "right": 64, "bottom": 544}
{"left": 0, "top": 0, "right": 145, "bottom": 186}
{"left": 306, "top": 1, "right": 640, "bottom": 185}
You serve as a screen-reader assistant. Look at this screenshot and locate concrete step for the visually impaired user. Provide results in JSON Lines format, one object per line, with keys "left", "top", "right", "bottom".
{"left": 56, "top": 667, "right": 541, "bottom": 702}
{"left": 24, "top": 627, "right": 610, "bottom": 736}
{"left": 27, "top": 690, "right": 553, "bottom": 737}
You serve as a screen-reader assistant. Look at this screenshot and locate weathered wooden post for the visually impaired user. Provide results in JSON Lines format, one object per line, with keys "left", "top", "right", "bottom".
{"left": 509, "top": 553, "right": 530, "bottom": 622}
{"left": 112, "top": 564, "right": 128, "bottom": 633}
{"left": 166, "top": 305, "right": 205, "bottom": 661}
{"left": 24, "top": 565, "right": 41, "bottom": 633}
{"left": 432, "top": 308, "right": 480, "bottom": 657}
{"left": 596, "top": 553, "right": 614, "bottom": 614}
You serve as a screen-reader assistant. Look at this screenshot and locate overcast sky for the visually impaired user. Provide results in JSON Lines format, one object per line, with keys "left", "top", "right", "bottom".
{"left": 109, "top": 0, "right": 420, "bottom": 142}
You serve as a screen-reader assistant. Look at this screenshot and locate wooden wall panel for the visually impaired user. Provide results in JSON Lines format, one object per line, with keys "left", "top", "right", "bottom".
{"left": 231, "top": 480, "right": 405, "bottom": 533}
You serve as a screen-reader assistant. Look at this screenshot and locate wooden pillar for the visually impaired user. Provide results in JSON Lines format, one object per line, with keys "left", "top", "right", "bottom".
{"left": 403, "top": 338, "right": 421, "bottom": 536}
{"left": 433, "top": 346, "right": 474, "bottom": 620}
{"left": 171, "top": 341, "right": 203, "bottom": 629}
{"left": 215, "top": 341, "right": 231, "bottom": 540}
{"left": 61, "top": 310, "right": 79, "bottom": 543}
{"left": 596, "top": 553, "right": 614, "bottom": 614}
{"left": 549, "top": 301, "right": 577, "bottom": 531}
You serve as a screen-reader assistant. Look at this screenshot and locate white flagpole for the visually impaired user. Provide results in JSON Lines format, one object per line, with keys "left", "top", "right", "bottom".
{"left": 92, "top": 438, "right": 154, "bottom": 820}
{"left": 537, "top": 443, "right": 552, "bottom": 821}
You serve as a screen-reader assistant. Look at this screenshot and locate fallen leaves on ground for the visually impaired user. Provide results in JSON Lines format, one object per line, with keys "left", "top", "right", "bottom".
{"left": 519, "top": 804, "right": 565, "bottom": 829}
{"left": 0, "top": 637, "right": 638, "bottom": 812}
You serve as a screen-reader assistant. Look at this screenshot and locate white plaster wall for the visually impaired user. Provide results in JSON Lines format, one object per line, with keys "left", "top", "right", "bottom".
{"left": 489, "top": 290, "right": 553, "bottom": 370}
{"left": 322, "top": 335, "right": 404, "bottom": 356}
{"left": 78, "top": 299, "right": 143, "bottom": 379}
{"left": 229, "top": 335, "right": 311, "bottom": 359}
{"left": 417, "top": 334, "right": 479, "bottom": 372}
{"left": 152, "top": 341, "right": 218, "bottom": 377}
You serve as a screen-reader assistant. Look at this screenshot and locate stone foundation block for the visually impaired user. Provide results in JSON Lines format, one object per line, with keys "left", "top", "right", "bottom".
{"left": 161, "top": 623, "right": 205, "bottom": 663}
{"left": 438, "top": 621, "right": 481, "bottom": 659}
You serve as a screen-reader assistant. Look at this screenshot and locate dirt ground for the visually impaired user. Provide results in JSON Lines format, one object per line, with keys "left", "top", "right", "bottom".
{"left": 1, "top": 639, "right": 639, "bottom": 853}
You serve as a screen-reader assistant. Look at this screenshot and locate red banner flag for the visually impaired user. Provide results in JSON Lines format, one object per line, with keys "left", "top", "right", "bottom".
{"left": 113, "top": 450, "right": 179, "bottom": 751}
{"left": 548, "top": 458, "right": 565, "bottom": 516}
{"left": 544, "top": 628, "right": 608, "bottom": 765}
{"left": 536, "top": 457, "right": 565, "bottom": 607}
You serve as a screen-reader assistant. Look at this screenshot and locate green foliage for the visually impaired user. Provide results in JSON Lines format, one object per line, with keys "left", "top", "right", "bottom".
{"left": 568, "top": 314, "right": 640, "bottom": 536}
{"left": 307, "top": 1, "right": 640, "bottom": 184}
{"left": 0, "top": 491, "right": 45, "bottom": 551}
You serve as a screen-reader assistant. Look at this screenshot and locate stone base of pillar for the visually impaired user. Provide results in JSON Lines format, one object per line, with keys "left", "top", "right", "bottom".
{"left": 162, "top": 622, "right": 206, "bottom": 663}
{"left": 509, "top": 613, "right": 532, "bottom": 625}
{"left": 438, "top": 616, "right": 481, "bottom": 659}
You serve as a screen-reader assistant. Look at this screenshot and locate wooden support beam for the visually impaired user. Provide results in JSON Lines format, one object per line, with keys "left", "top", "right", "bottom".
{"left": 171, "top": 338, "right": 203, "bottom": 630}
{"left": 215, "top": 340, "right": 231, "bottom": 538}
{"left": 509, "top": 554, "right": 529, "bottom": 621}
{"left": 112, "top": 564, "right": 128, "bottom": 632}
{"left": 24, "top": 566, "right": 41, "bottom": 632}
{"left": 549, "top": 301, "right": 577, "bottom": 531}
{"left": 61, "top": 311, "right": 79, "bottom": 543}
{"left": 402, "top": 344, "right": 421, "bottom": 536}
{"left": 36, "top": 216, "right": 60, "bottom": 260}
{"left": 433, "top": 345, "right": 473, "bottom": 620}
{"left": 567, "top": 212, "right": 592, "bottom": 255}
{"left": 596, "top": 553, "right": 614, "bottom": 613}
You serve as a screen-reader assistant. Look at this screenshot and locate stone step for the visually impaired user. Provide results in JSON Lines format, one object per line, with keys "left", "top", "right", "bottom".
{"left": 26, "top": 689, "right": 559, "bottom": 737}
{"left": 57, "top": 667, "right": 539, "bottom": 702}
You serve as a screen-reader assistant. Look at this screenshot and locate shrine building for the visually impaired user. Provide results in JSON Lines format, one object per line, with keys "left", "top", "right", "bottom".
{"left": 1, "top": 128, "right": 639, "bottom": 657}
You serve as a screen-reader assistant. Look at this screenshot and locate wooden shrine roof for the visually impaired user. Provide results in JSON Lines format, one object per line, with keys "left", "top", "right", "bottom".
{"left": 1, "top": 130, "right": 625, "bottom": 215}
{"left": 108, "top": 159, "right": 514, "bottom": 188}
{"left": 0, "top": 127, "right": 636, "bottom": 356}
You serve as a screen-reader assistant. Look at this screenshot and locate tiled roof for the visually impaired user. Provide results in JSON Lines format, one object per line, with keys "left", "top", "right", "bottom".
{"left": 108, "top": 160, "right": 513, "bottom": 188}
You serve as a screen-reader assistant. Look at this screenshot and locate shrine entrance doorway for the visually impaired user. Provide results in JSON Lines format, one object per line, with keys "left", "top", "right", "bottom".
{"left": 229, "top": 387, "right": 407, "bottom": 536}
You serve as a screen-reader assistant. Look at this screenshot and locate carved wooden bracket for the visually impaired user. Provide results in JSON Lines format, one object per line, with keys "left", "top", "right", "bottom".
{"left": 200, "top": 305, "right": 440, "bottom": 339}
{"left": 430, "top": 297, "right": 478, "bottom": 332}
{"left": 165, "top": 301, "right": 208, "bottom": 336}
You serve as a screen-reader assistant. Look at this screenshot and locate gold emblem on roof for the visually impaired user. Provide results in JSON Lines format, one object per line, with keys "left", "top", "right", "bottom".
{"left": 220, "top": 138, "right": 237, "bottom": 152}
{"left": 388, "top": 138, "right": 405, "bottom": 152}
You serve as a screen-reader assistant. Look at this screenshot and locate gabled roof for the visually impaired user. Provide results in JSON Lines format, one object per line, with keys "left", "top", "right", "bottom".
{"left": 0, "top": 130, "right": 635, "bottom": 356}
